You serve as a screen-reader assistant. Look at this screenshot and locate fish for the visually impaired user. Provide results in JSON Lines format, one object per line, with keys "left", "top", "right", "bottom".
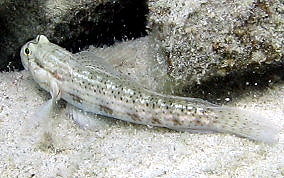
{"left": 20, "top": 35, "right": 281, "bottom": 143}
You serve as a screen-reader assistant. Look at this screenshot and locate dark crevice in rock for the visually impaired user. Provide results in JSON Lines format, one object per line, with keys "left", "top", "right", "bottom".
{"left": 181, "top": 61, "right": 284, "bottom": 104}
{"left": 0, "top": 0, "right": 148, "bottom": 71}
{"left": 0, "top": 0, "right": 48, "bottom": 71}
{"left": 53, "top": 0, "right": 148, "bottom": 53}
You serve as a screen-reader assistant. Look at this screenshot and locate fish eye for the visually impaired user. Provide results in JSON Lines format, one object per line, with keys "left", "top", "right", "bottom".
{"left": 24, "top": 48, "right": 31, "bottom": 56}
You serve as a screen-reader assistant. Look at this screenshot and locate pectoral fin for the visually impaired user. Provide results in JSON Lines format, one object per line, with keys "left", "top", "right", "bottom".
{"left": 49, "top": 78, "right": 61, "bottom": 103}
{"left": 24, "top": 78, "right": 60, "bottom": 134}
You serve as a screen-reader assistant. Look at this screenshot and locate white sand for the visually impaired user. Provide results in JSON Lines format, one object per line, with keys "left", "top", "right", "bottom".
{"left": 0, "top": 70, "right": 283, "bottom": 177}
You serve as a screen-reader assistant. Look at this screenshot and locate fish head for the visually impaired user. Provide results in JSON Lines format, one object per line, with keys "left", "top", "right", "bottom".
{"left": 20, "top": 35, "right": 57, "bottom": 92}
{"left": 20, "top": 35, "right": 74, "bottom": 95}
{"left": 20, "top": 35, "right": 50, "bottom": 70}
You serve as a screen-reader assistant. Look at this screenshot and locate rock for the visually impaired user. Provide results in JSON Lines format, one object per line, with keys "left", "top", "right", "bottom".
{"left": 0, "top": 0, "right": 147, "bottom": 70}
{"left": 1, "top": 0, "right": 283, "bottom": 100}
{"left": 148, "top": 0, "right": 284, "bottom": 91}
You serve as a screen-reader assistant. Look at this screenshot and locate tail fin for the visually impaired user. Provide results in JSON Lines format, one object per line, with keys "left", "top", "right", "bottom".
{"left": 209, "top": 106, "right": 281, "bottom": 144}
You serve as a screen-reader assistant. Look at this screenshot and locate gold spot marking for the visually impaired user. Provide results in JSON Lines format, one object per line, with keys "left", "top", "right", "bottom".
{"left": 52, "top": 72, "right": 63, "bottom": 80}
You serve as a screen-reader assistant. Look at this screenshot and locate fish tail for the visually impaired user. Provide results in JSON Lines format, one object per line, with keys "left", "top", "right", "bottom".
{"left": 209, "top": 106, "right": 281, "bottom": 144}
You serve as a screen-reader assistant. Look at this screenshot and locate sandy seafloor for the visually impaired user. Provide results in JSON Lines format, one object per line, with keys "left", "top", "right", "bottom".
{"left": 0, "top": 70, "right": 283, "bottom": 177}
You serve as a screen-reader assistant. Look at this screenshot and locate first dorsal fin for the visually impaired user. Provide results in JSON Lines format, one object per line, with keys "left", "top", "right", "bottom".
{"left": 37, "top": 35, "right": 50, "bottom": 44}
{"left": 74, "top": 51, "right": 124, "bottom": 77}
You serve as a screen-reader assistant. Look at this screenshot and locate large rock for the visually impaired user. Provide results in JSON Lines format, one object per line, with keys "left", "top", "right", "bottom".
{"left": 148, "top": 0, "right": 284, "bottom": 91}
{"left": 1, "top": 0, "right": 283, "bottom": 100}
{"left": 0, "top": 0, "right": 147, "bottom": 70}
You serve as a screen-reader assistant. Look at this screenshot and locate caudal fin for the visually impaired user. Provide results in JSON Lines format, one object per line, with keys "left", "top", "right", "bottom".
{"left": 209, "top": 106, "right": 281, "bottom": 144}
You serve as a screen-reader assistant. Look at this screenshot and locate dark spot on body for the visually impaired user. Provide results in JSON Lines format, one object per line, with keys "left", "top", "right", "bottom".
{"left": 172, "top": 118, "right": 182, "bottom": 126}
{"left": 99, "top": 105, "right": 113, "bottom": 115}
{"left": 151, "top": 117, "right": 161, "bottom": 125}
{"left": 127, "top": 113, "right": 142, "bottom": 122}
{"left": 212, "top": 119, "right": 218, "bottom": 123}
{"left": 69, "top": 93, "right": 83, "bottom": 104}
{"left": 194, "top": 119, "right": 203, "bottom": 126}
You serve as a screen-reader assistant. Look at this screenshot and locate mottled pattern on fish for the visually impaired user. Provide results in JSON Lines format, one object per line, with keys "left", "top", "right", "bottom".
{"left": 20, "top": 35, "right": 280, "bottom": 143}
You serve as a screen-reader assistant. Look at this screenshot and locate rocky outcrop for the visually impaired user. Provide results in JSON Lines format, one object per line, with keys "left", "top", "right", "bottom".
{"left": 148, "top": 0, "right": 284, "bottom": 90}
{"left": 1, "top": 0, "right": 283, "bottom": 99}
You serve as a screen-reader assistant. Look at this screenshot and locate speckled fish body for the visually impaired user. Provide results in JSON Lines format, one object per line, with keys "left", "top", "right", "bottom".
{"left": 20, "top": 35, "right": 280, "bottom": 143}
